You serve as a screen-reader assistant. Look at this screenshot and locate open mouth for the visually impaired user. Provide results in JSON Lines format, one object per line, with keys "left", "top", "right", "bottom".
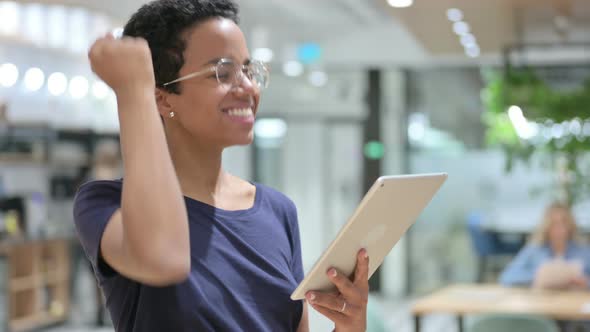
{"left": 222, "top": 107, "right": 254, "bottom": 118}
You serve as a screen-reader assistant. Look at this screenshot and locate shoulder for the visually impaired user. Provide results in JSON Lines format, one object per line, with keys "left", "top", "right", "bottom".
{"left": 77, "top": 179, "right": 123, "bottom": 195}
{"left": 255, "top": 182, "right": 297, "bottom": 212}
{"left": 73, "top": 179, "right": 123, "bottom": 215}
{"left": 254, "top": 183, "right": 299, "bottom": 230}
{"left": 75, "top": 179, "right": 123, "bottom": 201}
{"left": 569, "top": 242, "right": 590, "bottom": 253}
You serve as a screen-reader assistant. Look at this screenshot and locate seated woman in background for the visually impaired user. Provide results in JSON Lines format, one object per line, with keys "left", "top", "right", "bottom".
{"left": 499, "top": 202, "right": 590, "bottom": 289}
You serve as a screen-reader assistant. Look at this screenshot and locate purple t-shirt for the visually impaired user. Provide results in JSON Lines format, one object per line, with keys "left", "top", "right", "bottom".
{"left": 73, "top": 179, "right": 304, "bottom": 332}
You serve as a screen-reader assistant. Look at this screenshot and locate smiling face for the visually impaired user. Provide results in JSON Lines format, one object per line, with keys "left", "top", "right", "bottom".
{"left": 160, "top": 18, "right": 260, "bottom": 149}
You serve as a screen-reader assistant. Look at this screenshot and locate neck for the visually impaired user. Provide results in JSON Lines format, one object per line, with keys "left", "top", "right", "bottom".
{"left": 551, "top": 241, "right": 568, "bottom": 256}
{"left": 166, "top": 126, "right": 227, "bottom": 200}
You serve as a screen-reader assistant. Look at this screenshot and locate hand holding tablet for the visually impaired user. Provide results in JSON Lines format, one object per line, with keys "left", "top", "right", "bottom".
{"left": 291, "top": 173, "right": 447, "bottom": 300}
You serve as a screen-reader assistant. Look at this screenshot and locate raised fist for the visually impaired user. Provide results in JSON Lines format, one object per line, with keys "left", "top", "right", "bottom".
{"left": 88, "top": 34, "right": 155, "bottom": 95}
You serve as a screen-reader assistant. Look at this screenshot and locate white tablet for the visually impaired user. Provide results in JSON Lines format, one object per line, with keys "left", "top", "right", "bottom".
{"left": 290, "top": 173, "right": 447, "bottom": 300}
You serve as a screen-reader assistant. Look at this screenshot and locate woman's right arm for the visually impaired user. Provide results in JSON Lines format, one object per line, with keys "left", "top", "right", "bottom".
{"left": 88, "top": 35, "right": 190, "bottom": 286}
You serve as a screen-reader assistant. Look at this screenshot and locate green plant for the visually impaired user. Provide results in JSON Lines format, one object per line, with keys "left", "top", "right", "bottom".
{"left": 482, "top": 67, "right": 590, "bottom": 204}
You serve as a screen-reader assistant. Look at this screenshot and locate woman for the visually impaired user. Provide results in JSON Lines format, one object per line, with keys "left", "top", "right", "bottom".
{"left": 74, "top": 0, "right": 369, "bottom": 331}
{"left": 499, "top": 202, "right": 590, "bottom": 289}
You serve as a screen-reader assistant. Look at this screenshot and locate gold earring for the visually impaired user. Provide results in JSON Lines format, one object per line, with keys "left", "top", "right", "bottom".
{"left": 169, "top": 111, "right": 175, "bottom": 118}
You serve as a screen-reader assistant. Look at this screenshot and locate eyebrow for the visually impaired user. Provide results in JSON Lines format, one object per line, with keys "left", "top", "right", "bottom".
{"left": 204, "top": 58, "right": 221, "bottom": 66}
{"left": 201, "top": 57, "right": 253, "bottom": 67}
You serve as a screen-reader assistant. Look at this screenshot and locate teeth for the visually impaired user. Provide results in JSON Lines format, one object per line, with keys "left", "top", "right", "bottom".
{"left": 227, "top": 108, "right": 253, "bottom": 117}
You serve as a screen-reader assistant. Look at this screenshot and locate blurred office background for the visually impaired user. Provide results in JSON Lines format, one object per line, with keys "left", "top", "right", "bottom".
{"left": 0, "top": 0, "right": 589, "bottom": 331}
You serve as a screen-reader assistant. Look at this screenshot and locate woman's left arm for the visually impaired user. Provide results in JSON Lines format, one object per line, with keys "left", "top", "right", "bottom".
{"left": 296, "top": 302, "right": 310, "bottom": 332}
{"left": 305, "top": 249, "right": 369, "bottom": 332}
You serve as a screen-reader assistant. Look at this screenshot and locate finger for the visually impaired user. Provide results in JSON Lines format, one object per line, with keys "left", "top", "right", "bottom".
{"left": 306, "top": 292, "right": 347, "bottom": 314}
{"left": 353, "top": 249, "right": 370, "bottom": 293}
{"left": 327, "top": 268, "right": 360, "bottom": 301}
{"left": 308, "top": 301, "right": 345, "bottom": 323}
{"left": 88, "top": 42, "right": 103, "bottom": 63}
{"left": 90, "top": 35, "right": 111, "bottom": 53}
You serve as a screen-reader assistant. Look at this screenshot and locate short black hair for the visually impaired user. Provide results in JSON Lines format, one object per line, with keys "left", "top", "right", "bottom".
{"left": 123, "top": 0, "right": 239, "bottom": 94}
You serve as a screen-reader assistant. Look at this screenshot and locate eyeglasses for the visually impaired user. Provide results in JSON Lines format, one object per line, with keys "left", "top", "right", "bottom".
{"left": 162, "top": 58, "right": 269, "bottom": 91}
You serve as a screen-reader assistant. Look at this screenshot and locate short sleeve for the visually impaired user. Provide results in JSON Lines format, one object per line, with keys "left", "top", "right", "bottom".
{"left": 286, "top": 200, "right": 304, "bottom": 283}
{"left": 73, "top": 180, "right": 122, "bottom": 280}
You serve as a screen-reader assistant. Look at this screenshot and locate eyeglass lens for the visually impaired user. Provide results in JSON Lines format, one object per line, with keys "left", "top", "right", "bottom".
{"left": 216, "top": 61, "right": 267, "bottom": 89}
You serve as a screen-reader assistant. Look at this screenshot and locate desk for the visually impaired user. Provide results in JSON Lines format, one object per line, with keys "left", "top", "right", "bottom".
{"left": 412, "top": 284, "right": 590, "bottom": 332}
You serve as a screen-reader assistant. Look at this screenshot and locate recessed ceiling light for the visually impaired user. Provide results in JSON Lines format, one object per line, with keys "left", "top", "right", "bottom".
{"left": 446, "top": 8, "right": 463, "bottom": 22}
{"left": 460, "top": 34, "right": 477, "bottom": 48}
{"left": 0, "top": 63, "right": 19, "bottom": 88}
{"left": 24, "top": 67, "right": 45, "bottom": 91}
{"left": 48, "top": 72, "right": 68, "bottom": 96}
{"left": 387, "top": 0, "right": 413, "bottom": 8}
{"left": 453, "top": 21, "right": 470, "bottom": 36}
{"left": 69, "top": 76, "right": 89, "bottom": 99}
{"left": 465, "top": 45, "right": 480, "bottom": 58}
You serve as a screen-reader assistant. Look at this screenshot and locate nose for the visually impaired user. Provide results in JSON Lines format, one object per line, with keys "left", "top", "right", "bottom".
{"left": 232, "top": 70, "right": 258, "bottom": 95}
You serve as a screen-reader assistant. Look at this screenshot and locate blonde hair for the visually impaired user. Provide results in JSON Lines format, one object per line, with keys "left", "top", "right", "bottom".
{"left": 529, "top": 202, "right": 578, "bottom": 245}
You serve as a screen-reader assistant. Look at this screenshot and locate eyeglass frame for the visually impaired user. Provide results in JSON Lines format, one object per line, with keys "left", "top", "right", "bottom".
{"left": 162, "top": 58, "right": 269, "bottom": 90}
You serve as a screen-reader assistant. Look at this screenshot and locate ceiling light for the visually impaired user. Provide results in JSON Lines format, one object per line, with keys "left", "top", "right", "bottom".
{"left": 47, "top": 5, "right": 67, "bottom": 48}
{"left": 460, "top": 34, "right": 477, "bottom": 48}
{"left": 69, "top": 75, "right": 89, "bottom": 99}
{"left": 446, "top": 8, "right": 463, "bottom": 22}
{"left": 387, "top": 0, "right": 413, "bottom": 8}
{"left": 48, "top": 72, "right": 67, "bottom": 96}
{"left": 0, "top": 2, "right": 19, "bottom": 35}
{"left": 0, "top": 63, "right": 19, "bottom": 88}
{"left": 283, "top": 61, "right": 303, "bottom": 77}
{"left": 452, "top": 21, "right": 470, "bottom": 36}
{"left": 24, "top": 67, "right": 44, "bottom": 91}
{"left": 465, "top": 44, "right": 480, "bottom": 58}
